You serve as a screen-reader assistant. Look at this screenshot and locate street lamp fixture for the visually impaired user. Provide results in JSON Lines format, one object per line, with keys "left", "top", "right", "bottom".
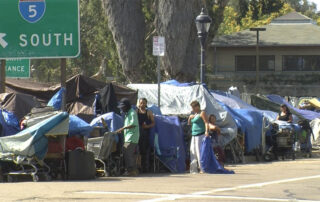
{"left": 195, "top": 8, "right": 212, "bottom": 84}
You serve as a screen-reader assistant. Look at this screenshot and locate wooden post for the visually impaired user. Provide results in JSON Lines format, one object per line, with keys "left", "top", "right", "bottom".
{"left": 0, "top": 60, "right": 6, "bottom": 93}
{"left": 256, "top": 30, "right": 260, "bottom": 93}
{"left": 60, "top": 58, "right": 66, "bottom": 111}
{"left": 250, "top": 28, "right": 266, "bottom": 93}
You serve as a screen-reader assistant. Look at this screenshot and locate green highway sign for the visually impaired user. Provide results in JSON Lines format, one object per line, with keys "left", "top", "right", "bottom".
{"left": 6, "top": 59, "right": 30, "bottom": 78}
{"left": 0, "top": 0, "right": 80, "bottom": 59}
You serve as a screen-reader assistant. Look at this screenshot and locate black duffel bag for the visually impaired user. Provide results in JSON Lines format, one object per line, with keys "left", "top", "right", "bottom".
{"left": 66, "top": 149, "right": 96, "bottom": 180}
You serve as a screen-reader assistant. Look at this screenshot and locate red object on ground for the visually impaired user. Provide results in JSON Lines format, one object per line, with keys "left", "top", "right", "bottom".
{"left": 66, "top": 136, "right": 85, "bottom": 151}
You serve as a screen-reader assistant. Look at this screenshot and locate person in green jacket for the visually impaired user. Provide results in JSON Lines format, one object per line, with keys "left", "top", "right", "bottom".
{"left": 188, "top": 100, "right": 209, "bottom": 173}
{"left": 116, "top": 98, "right": 140, "bottom": 176}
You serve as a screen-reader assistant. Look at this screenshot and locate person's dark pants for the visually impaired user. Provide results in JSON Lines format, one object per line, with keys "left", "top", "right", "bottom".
{"left": 266, "top": 134, "right": 278, "bottom": 156}
{"left": 123, "top": 142, "right": 138, "bottom": 172}
{"left": 139, "top": 129, "right": 150, "bottom": 172}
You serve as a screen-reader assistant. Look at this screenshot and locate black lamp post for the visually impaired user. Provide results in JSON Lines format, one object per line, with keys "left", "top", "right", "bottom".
{"left": 195, "top": 8, "right": 212, "bottom": 84}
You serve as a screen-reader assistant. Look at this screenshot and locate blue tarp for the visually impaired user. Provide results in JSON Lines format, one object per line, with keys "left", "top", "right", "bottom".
{"left": 233, "top": 109, "right": 263, "bottom": 152}
{"left": 47, "top": 88, "right": 65, "bottom": 110}
{"left": 217, "top": 100, "right": 263, "bottom": 152}
{"left": 0, "top": 109, "right": 20, "bottom": 137}
{"left": 267, "top": 94, "right": 320, "bottom": 121}
{"left": 148, "top": 105, "right": 162, "bottom": 115}
{"left": 211, "top": 91, "right": 257, "bottom": 110}
{"left": 211, "top": 91, "right": 277, "bottom": 152}
{"left": 161, "top": 80, "right": 196, "bottom": 87}
{"left": 200, "top": 137, "right": 234, "bottom": 174}
{"left": 0, "top": 112, "right": 68, "bottom": 161}
{"left": 69, "top": 115, "right": 93, "bottom": 137}
{"left": 90, "top": 112, "right": 124, "bottom": 132}
{"left": 211, "top": 90, "right": 277, "bottom": 121}
{"left": 150, "top": 115, "right": 186, "bottom": 173}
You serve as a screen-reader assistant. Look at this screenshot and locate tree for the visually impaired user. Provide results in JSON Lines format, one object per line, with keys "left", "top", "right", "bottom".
{"left": 103, "top": 0, "right": 146, "bottom": 83}
{"left": 72, "top": 0, "right": 110, "bottom": 76}
{"left": 285, "top": 0, "right": 319, "bottom": 19}
{"left": 155, "top": 0, "right": 201, "bottom": 81}
{"left": 218, "top": 2, "right": 293, "bottom": 35}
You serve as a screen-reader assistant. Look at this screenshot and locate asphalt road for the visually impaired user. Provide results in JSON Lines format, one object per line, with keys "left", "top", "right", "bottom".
{"left": 1, "top": 158, "right": 320, "bottom": 202}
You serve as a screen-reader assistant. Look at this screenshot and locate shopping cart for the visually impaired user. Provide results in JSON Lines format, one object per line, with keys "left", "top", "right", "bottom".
{"left": 87, "top": 132, "right": 122, "bottom": 176}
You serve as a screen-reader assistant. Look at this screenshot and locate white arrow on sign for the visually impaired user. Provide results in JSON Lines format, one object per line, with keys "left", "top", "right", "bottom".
{"left": 0, "top": 33, "right": 8, "bottom": 48}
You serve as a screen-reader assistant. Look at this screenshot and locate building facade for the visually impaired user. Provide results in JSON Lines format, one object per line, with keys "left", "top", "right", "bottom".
{"left": 208, "top": 12, "right": 320, "bottom": 96}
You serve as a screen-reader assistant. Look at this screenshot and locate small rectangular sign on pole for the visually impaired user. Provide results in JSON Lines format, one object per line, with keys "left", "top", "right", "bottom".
{"left": 153, "top": 36, "right": 165, "bottom": 110}
{"left": 6, "top": 59, "right": 30, "bottom": 78}
{"left": 153, "top": 36, "right": 165, "bottom": 56}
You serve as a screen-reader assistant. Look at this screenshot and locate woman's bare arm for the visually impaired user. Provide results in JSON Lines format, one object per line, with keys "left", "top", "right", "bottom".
{"left": 200, "top": 111, "right": 209, "bottom": 136}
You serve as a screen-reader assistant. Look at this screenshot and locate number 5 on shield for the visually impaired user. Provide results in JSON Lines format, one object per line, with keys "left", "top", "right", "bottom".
{"left": 29, "top": 5, "right": 37, "bottom": 18}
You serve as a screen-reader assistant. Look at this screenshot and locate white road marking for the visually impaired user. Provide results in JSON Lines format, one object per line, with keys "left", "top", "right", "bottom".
{"left": 75, "top": 174, "right": 320, "bottom": 202}
{"left": 77, "top": 191, "right": 320, "bottom": 202}
{"left": 142, "top": 174, "right": 320, "bottom": 202}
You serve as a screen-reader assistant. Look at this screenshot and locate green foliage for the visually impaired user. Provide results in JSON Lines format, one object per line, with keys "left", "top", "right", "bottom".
{"left": 218, "top": 7, "right": 241, "bottom": 35}
{"left": 71, "top": 0, "right": 109, "bottom": 76}
{"left": 240, "top": 3, "right": 293, "bottom": 30}
{"left": 31, "top": 59, "right": 60, "bottom": 83}
{"left": 218, "top": 2, "right": 293, "bottom": 35}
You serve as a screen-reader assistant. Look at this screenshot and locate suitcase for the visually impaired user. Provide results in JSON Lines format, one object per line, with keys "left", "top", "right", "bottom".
{"left": 66, "top": 149, "right": 96, "bottom": 180}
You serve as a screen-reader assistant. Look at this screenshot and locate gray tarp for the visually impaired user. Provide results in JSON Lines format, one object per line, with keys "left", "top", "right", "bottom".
{"left": 127, "top": 84, "right": 237, "bottom": 146}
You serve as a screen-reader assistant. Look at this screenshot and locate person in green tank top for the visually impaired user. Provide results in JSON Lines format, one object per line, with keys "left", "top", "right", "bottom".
{"left": 188, "top": 100, "right": 209, "bottom": 173}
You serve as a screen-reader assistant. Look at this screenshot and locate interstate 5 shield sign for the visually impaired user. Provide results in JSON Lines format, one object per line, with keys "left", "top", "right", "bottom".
{"left": 19, "top": 0, "right": 46, "bottom": 23}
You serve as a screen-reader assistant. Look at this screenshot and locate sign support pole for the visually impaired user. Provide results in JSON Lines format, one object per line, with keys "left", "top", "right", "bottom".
{"left": 60, "top": 58, "right": 66, "bottom": 111}
{"left": 157, "top": 56, "right": 161, "bottom": 108}
{"left": 0, "top": 60, "right": 6, "bottom": 93}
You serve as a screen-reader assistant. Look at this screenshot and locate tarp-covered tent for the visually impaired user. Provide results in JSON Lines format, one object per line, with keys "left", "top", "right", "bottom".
{"left": 161, "top": 80, "right": 196, "bottom": 87}
{"left": 98, "top": 84, "right": 119, "bottom": 114}
{"left": 150, "top": 115, "right": 186, "bottom": 173}
{"left": 251, "top": 95, "right": 281, "bottom": 113}
{"left": 112, "top": 83, "right": 139, "bottom": 105}
{"left": 267, "top": 94, "right": 320, "bottom": 121}
{"left": 128, "top": 84, "right": 237, "bottom": 146}
{"left": 90, "top": 112, "right": 124, "bottom": 132}
{"left": 211, "top": 91, "right": 278, "bottom": 152}
{"left": 69, "top": 115, "right": 93, "bottom": 137}
{"left": 211, "top": 91, "right": 257, "bottom": 110}
{"left": 0, "top": 112, "right": 69, "bottom": 161}
{"left": 4, "top": 75, "right": 138, "bottom": 123}
{"left": 0, "top": 93, "right": 42, "bottom": 120}
{"left": 216, "top": 99, "right": 263, "bottom": 152}
{"left": 6, "top": 78, "right": 54, "bottom": 104}
{"left": 212, "top": 91, "right": 277, "bottom": 121}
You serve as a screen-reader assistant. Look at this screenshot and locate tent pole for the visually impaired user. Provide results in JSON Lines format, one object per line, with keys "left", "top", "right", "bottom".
{"left": 60, "top": 58, "right": 66, "bottom": 111}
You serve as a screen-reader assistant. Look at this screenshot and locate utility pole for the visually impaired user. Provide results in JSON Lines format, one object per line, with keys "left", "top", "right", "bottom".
{"left": 60, "top": 58, "right": 66, "bottom": 111}
{"left": 0, "top": 60, "right": 6, "bottom": 93}
{"left": 250, "top": 27, "right": 266, "bottom": 93}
